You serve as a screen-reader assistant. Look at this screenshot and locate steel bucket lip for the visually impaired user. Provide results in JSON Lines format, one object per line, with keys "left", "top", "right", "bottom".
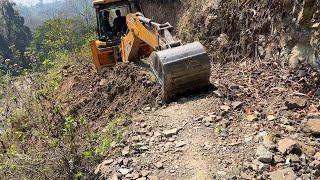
{"left": 160, "top": 52, "right": 209, "bottom": 65}
{"left": 155, "top": 42, "right": 207, "bottom": 60}
{"left": 149, "top": 44, "right": 210, "bottom": 83}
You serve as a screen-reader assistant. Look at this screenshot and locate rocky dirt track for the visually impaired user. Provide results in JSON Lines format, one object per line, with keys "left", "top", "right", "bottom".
{"left": 94, "top": 57, "right": 320, "bottom": 180}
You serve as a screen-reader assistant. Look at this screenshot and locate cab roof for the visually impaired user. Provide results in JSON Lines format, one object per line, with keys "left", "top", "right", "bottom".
{"left": 93, "top": 0, "right": 125, "bottom": 5}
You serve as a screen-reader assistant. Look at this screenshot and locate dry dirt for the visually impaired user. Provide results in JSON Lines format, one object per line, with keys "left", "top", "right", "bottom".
{"left": 53, "top": 1, "right": 320, "bottom": 179}
{"left": 55, "top": 60, "right": 161, "bottom": 121}
{"left": 94, "top": 57, "right": 320, "bottom": 180}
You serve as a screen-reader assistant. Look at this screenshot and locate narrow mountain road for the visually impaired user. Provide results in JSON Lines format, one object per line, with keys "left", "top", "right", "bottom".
{"left": 134, "top": 95, "right": 217, "bottom": 180}
{"left": 96, "top": 91, "right": 258, "bottom": 180}
{"left": 128, "top": 93, "right": 257, "bottom": 180}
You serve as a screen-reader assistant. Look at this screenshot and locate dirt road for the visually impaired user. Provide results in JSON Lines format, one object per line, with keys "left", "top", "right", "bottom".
{"left": 95, "top": 59, "right": 320, "bottom": 180}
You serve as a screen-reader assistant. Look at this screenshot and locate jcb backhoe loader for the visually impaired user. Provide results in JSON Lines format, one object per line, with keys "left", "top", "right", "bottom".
{"left": 90, "top": 0, "right": 211, "bottom": 101}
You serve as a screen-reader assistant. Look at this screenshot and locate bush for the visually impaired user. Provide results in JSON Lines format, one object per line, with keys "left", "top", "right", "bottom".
{"left": 0, "top": 56, "right": 129, "bottom": 178}
{"left": 26, "top": 18, "right": 94, "bottom": 72}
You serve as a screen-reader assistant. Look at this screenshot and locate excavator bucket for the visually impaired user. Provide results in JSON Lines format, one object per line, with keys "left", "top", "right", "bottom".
{"left": 150, "top": 42, "right": 211, "bottom": 102}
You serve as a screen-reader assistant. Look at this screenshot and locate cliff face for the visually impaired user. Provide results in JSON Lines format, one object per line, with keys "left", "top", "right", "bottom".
{"left": 177, "top": 0, "right": 319, "bottom": 71}
{"left": 141, "top": 0, "right": 182, "bottom": 28}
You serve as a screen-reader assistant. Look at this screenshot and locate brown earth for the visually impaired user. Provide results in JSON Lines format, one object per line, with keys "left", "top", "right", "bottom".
{"left": 54, "top": 0, "right": 319, "bottom": 179}
{"left": 55, "top": 59, "right": 161, "bottom": 121}
{"left": 91, "top": 0, "right": 320, "bottom": 179}
{"left": 94, "top": 56, "right": 320, "bottom": 180}
{"left": 1, "top": 1, "right": 319, "bottom": 179}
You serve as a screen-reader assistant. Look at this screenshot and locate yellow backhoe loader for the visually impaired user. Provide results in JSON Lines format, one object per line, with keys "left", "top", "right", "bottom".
{"left": 90, "top": 0, "right": 211, "bottom": 101}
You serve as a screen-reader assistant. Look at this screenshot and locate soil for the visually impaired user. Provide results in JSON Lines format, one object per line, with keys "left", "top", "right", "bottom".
{"left": 56, "top": 59, "right": 161, "bottom": 120}
{"left": 54, "top": 0, "right": 320, "bottom": 179}
{"left": 94, "top": 56, "right": 320, "bottom": 180}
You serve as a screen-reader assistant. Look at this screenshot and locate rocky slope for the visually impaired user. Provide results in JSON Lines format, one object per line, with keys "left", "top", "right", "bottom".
{"left": 178, "top": 0, "right": 319, "bottom": 71}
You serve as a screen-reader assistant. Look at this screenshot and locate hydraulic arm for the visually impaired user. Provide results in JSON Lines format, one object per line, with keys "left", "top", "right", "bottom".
{"left": 120, "top": 13, "right": 211, "bottom": 101}
{"left": 120, "top": 13, "right": 181, "bottom": 62}
{"left": 90, "top": 0, "right": 211, "bottom": 102}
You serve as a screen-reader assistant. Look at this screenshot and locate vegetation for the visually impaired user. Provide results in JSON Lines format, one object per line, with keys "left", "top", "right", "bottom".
{"left": 0, "top": 0, "right": 32, "bottom": 75}
{"left": 0, "top": 53, "right": 127, "bottom": 179}
{"left": 27, "top": 17, "right": 95, "bottom": 71}
{"left": 17, "top": 0, "right": 94, "bottom": 29}
{"left": 0, "top": 0, "right": 178, "bottom": 179}
{"left": 0, "top": 0, "right": 111, "bottom": 179}
{"left": 0, "top": 78, "right": 130, "bottom": 179}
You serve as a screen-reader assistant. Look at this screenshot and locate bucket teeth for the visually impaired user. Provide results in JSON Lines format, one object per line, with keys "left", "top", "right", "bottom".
{"left": 150, "top": 41, "right": 211, "bottom": 102}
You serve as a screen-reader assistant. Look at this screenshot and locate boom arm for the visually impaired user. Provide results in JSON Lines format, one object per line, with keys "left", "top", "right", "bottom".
{"left": 120, "top": 13, "right": 181, "bottom": 62}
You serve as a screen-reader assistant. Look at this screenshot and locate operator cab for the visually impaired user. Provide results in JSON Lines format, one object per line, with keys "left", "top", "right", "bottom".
{"left": 93, "top": 0, "right": 142, "bottom": 45}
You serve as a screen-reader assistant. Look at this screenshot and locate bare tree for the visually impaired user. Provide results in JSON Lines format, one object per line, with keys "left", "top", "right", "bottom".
{"left": 66, "top": 0, "right": 94, "bottom": 25}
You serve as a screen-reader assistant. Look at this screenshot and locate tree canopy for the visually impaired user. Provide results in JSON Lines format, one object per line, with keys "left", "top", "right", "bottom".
{"left": 0, "top": 0, "right": 32, "bottom": 74}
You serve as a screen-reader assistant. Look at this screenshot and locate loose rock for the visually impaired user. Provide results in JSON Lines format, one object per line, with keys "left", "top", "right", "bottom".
{"left": 300, "top": 174, "right": 312, "bottom": 180}
{"left": 240, "top": 172, "right": 252, "bottom": 179}
{"left": 175, "top": 141, "right": 188, "bottom": 148}
{"left": 285, "top": 97, "right": 307, "bottom": 110}
{"left": 155, "top": 162, "right": 163, "bottom": 169}
{"left": 148, "top": 175, "right": 159, "bottom": 180}
{"left": 269, "top": 168, "right": 297, "bottom": 180}
{"left": 94, "top": 159, "right": 114, "bottom": 174}
{"left": 220, "top": 105, "right": 231, "bottom": 112}
{"left": 102, "top": 159, "right": 114, "bottom": 165}
{"left": 141, "top": 170, "right": 150, "bottom": 177}
{"left": 310, "top": 160, "right": 320, "bottom": 170}
{"left": 299, "top": 142, "right": 316, "bottom": 156}
{"left": 132, "top": 173, "right": 140, "bottom": 179}
{"left": 125, "top": 173, "right": 134, "bottom": 178}
{"left": 315, "top": 152, "right": 320, "bottom": 160}
{"left": 287, "top": 154, "right": 300, "bottom": 163}
{"left": 216, "top": 171, "right": 227, "bottom": 176}
{"left": 246, "top": 114, "right": 258, "bottom": 122}
{"left": 255, "top": 145, "right": 273, "bottom": 163}
{"left": 273, "top": 155, "right": 285, "bottom": 164}
{"left": 232, "top": 101, "right": 243, "bottom": 109}
{"left": 267, "top": 115, "right": 277, "bottom": 121}
{"left": 122, "top": 146, "right": 130, "bottom": 156}
{"left": 118, "top": 168, "right": 130, "bottom": 175}
{"left": 213, "top": 90, "right": 224, "bottom": 98}
{"left": 110, "top": 174, "right": 119, "bottom": 180}
{"left": 263, "top": 134, "right": 276, "bottom": 149}
{"left": 137, "top": 177, "right": 147, "bottom": 180}
{"left": 305, "top": 119, "right": 320, "bottom": 135}
{"left": 202, "top": 117, "right": 213, "bottom": 127}
{"left": 252, "top": 159, "right": 270, "bottom": 171}
{"left": 277, "top": 138, "right": 301, "bottom": 155}
{"left": 163, "top": 128, "right": 179, "bottom": 137}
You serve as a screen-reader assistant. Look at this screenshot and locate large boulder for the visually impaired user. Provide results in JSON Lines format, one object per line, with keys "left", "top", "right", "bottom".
{"left": 289, "top": 43, "right": 317, "bottom": 69}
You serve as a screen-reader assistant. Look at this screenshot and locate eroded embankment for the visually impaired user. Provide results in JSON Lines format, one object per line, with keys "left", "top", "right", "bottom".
{"left": 56, "top": 60, "right": 161, "bottom": 120}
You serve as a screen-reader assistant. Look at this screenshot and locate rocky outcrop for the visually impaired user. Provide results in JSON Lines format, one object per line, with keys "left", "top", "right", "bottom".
{"left": 178, "top": 0, "right": 319, "bottom": 71}
{"left": 285, "top": 0, "right": 320, "bottom": 71}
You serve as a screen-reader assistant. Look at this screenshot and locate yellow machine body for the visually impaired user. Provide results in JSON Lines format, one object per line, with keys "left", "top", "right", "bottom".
{"left": 90, "top": 40, "right": 118, "bottom": 71}
{"left": 90, "top": 0, "right": 211, "bottom": 101}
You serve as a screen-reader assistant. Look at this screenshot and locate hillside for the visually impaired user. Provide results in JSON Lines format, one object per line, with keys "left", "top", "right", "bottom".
{"left": 16, "top": 0, "right": 94, "bottom": 29}
{"left": 0, "top": 0, "right": 320, "bottom": 179}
